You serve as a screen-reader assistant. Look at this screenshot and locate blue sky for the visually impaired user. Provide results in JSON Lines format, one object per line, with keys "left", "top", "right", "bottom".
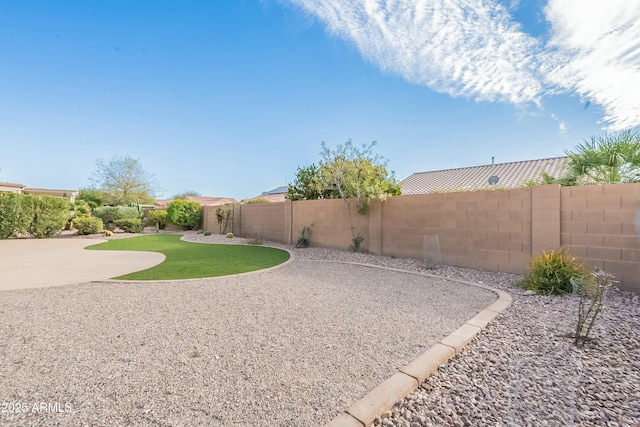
{"left": 1, "top": 0, "right": 638, "bottom": 201}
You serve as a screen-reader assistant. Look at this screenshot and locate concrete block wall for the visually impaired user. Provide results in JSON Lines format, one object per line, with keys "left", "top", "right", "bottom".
{"left": 560, "top": 183, "right": 640, "bottom": 292}
{"left": 381, "top": 189, "right": 533, "bottom": 274}
{"left": 291, "top": 198, "right": 370, "bottom": 251}
{"left": 204, "top": 183, "right": 640, "bottom": 292}
{"left": 237, "top": 202, "right": 286, "bottom": 243}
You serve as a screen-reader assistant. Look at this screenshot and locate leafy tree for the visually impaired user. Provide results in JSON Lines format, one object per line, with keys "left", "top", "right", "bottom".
{"left": 89, "top": 155, "right": 160, "bottom": 205}
{"left": 286, "top": 141, "right": 400, "bottom": 214}
{"left": 166, "top": 199, "right": 202, "bottom": 229}
{"left": 286, "top": 164, "right": 337, "bottom": 201}
{"left": 561, "top": 129, "right": 640, "bottom": 185}
{"left": 77, "top": 188, "right": 105, "bottom": 209}
{"left": 172, "top": 190, "right": 201, "bottom": 200}
{"left": 318, "top": 140, "right": 401, "bottom": 214}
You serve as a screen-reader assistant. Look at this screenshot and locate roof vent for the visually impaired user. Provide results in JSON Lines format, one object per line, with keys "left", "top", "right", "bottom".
{"left": 488, "top": 175, "right": 499, "bottom": 185}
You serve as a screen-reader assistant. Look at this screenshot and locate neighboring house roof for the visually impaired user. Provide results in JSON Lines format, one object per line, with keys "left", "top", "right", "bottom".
{"left": 400, "top": 157, "right": 569, "bottom": 195}
{"left": 0, "top": 182, "right": 26, "bottom": 193}
{"left": 0, "top": 182, "right": 78, "bottom": 201}
{"left": 184, "top": 195, "right": 237, "bottom": 206}
{"left": 247, "top": 186, "right": 289, "bottom": 203}
{"left": 155, "top": 196, "right": 237, "bottom": 209}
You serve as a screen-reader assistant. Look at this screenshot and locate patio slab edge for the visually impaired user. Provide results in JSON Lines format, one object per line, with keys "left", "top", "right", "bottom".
{"left": 323, "top": 263, "right": 512, "bottom": 427}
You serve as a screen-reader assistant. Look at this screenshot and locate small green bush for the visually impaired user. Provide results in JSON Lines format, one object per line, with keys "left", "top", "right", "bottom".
{"left": 350, "top": 235, "right": 364, "bottom": 252}
{"left": 166, "top": 199, "right": 202, "bottom": 230}
{"left": 147, "top": 210, "right": 168, "bottom": 229}
{"left": 114, "top": 218, "right": 144, "bottom": 233}
{"left": 74, "top": 216, "right": 104, "bottom": 235}
{"left": 226, "top": 232, "right": 234, "bottom": 238}
{"left": 521, "top": 248, "right": 590, "bottom": 295}
{"left": 204, "top": 231, "right": 212, "bottom": 236}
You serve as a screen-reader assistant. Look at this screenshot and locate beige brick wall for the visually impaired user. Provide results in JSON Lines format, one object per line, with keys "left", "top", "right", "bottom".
{"left": 239, "top": 202, "right": 286, "bottom": 242}
{"left": 216, "top": 183, "right": 640, "bottom": 293}
{"left": 560, "top": 183, "right": 640, "bottom": 292}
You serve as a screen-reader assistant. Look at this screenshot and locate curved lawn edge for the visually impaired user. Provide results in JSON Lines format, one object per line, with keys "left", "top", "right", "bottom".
{"left": 85, "top": 234, "right": 291, "bottom": 281}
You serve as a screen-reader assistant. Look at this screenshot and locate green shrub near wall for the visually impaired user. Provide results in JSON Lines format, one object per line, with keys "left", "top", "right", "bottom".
{"left": 74, "top": 216, "right": 104, "bottom": 235}
{"left": 166, "top": 199, "right": 202, "bottom": 229}
{"left": 0, "top": 193, "right": 69, "bottom": 238}
{"left": 114, "top": 218, "right": 143, "bottom": 233}
{"left": 147, "top": 209, "right": 168, "bottom": 229}
{"left": 0, "top": 193, "right": 33, "bottom": 238}
{"left": 93, "top": 206, "right": 141, "bottom": 230}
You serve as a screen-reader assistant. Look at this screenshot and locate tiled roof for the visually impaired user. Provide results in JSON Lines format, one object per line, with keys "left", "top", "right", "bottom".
{"left": 0, "top": 182, "right": 26, "bottom": 188}
{"left": 184, "top": 196, "right": 237, "bottom": 206}
{"left": 155, "top": 196, "right": 237, "bottom": 208}
{"left": 400, "top": 157, "right": 569, "bottom": 195}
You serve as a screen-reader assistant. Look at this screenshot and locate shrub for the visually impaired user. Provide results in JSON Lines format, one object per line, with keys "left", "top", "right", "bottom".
{"left": 350, "top": 235, "right": 364, "bottom": 252}
{"left": 147, "top": 209, "right": 168, "bottom": 229}
{"left": 244, "top": 198, "right": 270, "bottom": 204}
{"left": 295, "top": 226, "right": 311, "bottom": 248}
{"left": 92, "top": 206, "right": 120, "bottom": 230}
{"left": 0, "top": 193, "right": 33, "bottom": 239}
{"left": 114, "top": 218, "right": 144, "bottom": 233}
{"left": 74, "top": 216, "right": 104, "bottom": 235}
{"left": 104, "top": 230, "right": 113, "bottom": 237}
{"left": 520, "top": 248, "right": 590, "bottom": 295}
{"left": 571, "top": 269, "right": 616, "bottom": 347}
{"left": 27, "top": 195, "right": 70, "bottom": 238}
{"left": 226, "top": 232, "right": 234, "bottom": 238}
{"left": 204, "top": 231, "right": 212, "bottom": 236}
{"left": 93, "top": 206, "right": 140, "bottom": 230}
{"left": 166, "top": 199, "right": 202, "bottom": 229}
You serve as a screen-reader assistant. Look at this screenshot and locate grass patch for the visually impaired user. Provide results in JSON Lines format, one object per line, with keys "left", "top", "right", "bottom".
{"left": 86, "top": 234, "right": 290, "bottom": 280}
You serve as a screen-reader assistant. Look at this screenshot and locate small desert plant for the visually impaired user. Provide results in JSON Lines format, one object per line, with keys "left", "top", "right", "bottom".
{"left": 350, "top": 235, "right": 364, "bottom": 252}
{"left": 114, "top": 218, "right": 143, "bottom": 233}
{"left": 216, "top": 204, "right": 233, "bottom": 234}
{"left": 196, "top": 229, "right": 204, "bottom": 234}
{"left": 295, "top": 226, "right": 312, "bottom": 248}
{"left": 570, "top": 269, "right": 616, "bottom": 347}
{"left": 104, "top": 230, "right": 113, "bottom": 237}
{"left": 520, "top": 248, "right": 590, "bottom": 295}
{"left": 74, "top": 216, "right": 104, "bottom": 235}
{"left": 204, "top": 231, "right": 212, "bottom": 236}
{"left": 247, "top": 236, "right": 263, "bottom": 245}
{"left": 226, "top": 232, "right": 234, "bottom": 238}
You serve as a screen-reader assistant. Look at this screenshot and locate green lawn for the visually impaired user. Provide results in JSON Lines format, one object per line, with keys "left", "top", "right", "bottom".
{"left": 86, "top": 234, "right": 290, "bottom": 280}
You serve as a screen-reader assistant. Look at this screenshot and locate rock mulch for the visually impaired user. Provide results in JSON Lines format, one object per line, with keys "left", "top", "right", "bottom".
{"left": 184, "top": 233, "right": 640, "bottom": 426}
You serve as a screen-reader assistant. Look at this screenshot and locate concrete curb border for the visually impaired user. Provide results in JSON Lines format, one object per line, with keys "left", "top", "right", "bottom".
{"left": 320, "top": 263, "right": 513, "bottom": 427}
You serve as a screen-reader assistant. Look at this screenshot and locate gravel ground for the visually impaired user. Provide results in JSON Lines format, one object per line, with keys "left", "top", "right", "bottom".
{"left": 0, "top": 233, "right": 497, "bottom": 426}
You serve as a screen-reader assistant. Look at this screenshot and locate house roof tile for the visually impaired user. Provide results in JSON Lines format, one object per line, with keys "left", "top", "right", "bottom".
{"left": 400, "top": 157, "right": 569, "bottom": 194}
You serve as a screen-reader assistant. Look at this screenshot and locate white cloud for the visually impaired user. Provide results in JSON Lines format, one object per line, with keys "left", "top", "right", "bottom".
{"left": 287, "top": 0, "right": 544, "bottom": 104}
{"left": 543, "top": 0, "right": 640, "bottom": 130}
{"left": 284, "top": 0, "right": 640, "bottom": 130}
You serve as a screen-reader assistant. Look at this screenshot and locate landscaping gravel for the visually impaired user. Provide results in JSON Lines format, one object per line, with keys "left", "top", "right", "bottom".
{"left": 0, "top": 233, "right": 496, "bottom": 426}
{"left": 173, "top": 233, "right": 640, "bottom": 426}
{"left": 2, "top": 232, "right": 638, "bottom": 426}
